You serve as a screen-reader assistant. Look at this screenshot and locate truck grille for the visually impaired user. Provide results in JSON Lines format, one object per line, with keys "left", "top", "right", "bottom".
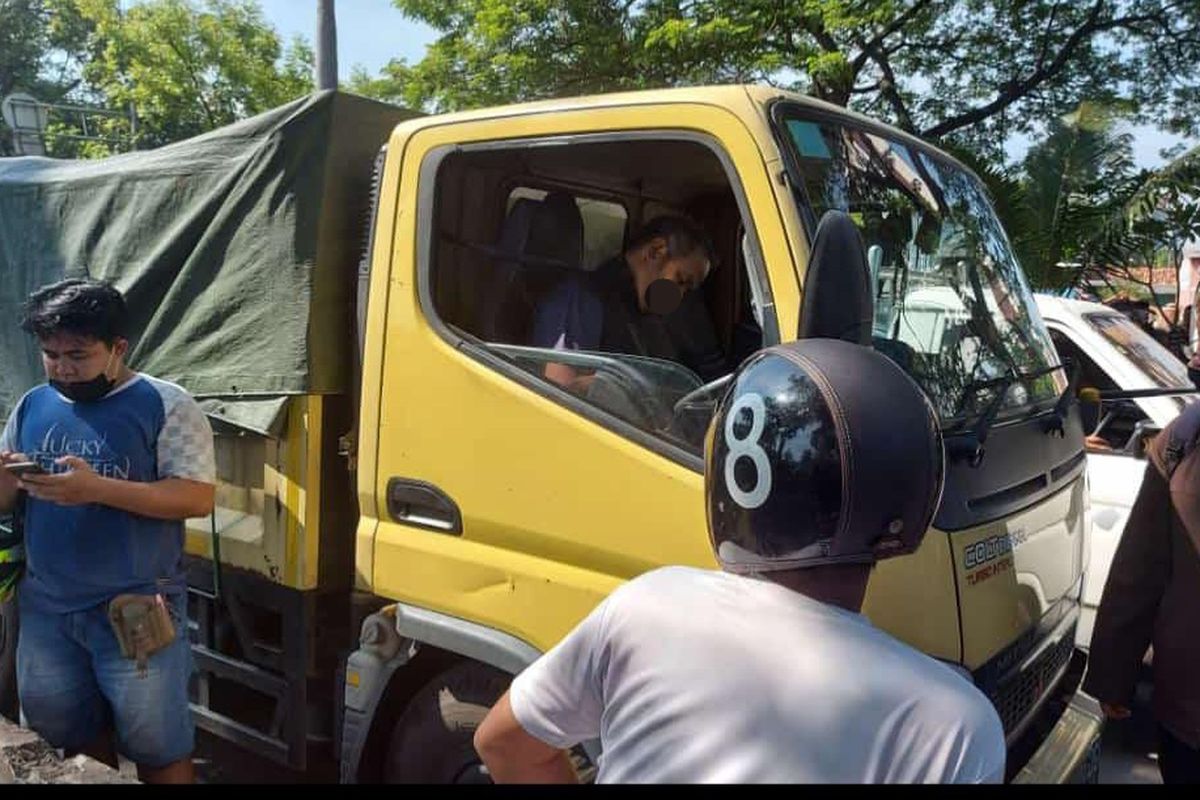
{"left": 988, "top": 623, "right": 1076, "bottom": 736}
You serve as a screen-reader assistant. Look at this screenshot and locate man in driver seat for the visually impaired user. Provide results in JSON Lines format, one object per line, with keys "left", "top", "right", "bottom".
{"left": 530, "top": 215, "right": 719, "bottom": 393}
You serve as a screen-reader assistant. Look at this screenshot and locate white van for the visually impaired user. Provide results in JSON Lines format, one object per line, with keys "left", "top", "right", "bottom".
{"left": 1035, "top": 294, "right": 1196, "bottom": 650}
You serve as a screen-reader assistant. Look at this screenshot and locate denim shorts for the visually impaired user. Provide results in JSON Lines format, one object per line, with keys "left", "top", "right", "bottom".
{"left": 16, "top": 594, "right": 195, "bottom": 768}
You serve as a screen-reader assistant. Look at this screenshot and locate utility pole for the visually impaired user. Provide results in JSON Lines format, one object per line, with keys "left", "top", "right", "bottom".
{"left": 316, "top": 0, "right": 338, "bottom": 91}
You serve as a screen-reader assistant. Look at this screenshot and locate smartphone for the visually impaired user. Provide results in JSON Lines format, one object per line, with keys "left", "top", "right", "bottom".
{"left": 4, "top": 462, "right": 45, "bottom": 478}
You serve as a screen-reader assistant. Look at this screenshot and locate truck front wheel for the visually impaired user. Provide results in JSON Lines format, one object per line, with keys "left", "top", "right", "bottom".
{"left": 383, "top": 661, "right": 507, "bottom": 783}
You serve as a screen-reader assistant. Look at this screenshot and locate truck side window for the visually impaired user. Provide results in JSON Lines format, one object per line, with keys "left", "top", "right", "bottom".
{"left": 507, "top": 187, "right": 628, "bottom": 271}
{"left": 424, "top": 137, "right": 771, "bottom": 460}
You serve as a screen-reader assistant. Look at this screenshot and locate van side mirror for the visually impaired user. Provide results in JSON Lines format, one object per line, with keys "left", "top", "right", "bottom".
{"left": 1078, "top": 386, "right": 1101, "bottom": 435}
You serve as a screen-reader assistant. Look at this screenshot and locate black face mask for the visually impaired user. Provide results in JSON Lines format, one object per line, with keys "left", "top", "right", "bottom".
{"left": 644, "top": 278, "right": 684, "bottom": 316}
{"left": 52, "top": 354, "right": 116, "bottom": 403}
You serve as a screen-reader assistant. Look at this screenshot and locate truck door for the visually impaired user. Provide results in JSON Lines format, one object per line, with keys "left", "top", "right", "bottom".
{"left": 360, "top": 103, "right": 800, "bottom": 651}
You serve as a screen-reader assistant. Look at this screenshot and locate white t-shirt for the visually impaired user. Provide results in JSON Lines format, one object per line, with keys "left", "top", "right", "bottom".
{"left": 509, "top": 566, "right": 1006, "bottom": 784}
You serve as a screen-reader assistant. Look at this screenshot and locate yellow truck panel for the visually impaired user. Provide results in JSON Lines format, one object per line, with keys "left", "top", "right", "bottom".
{"left": 184, "top": 396, "right": 324, "bottom": 590}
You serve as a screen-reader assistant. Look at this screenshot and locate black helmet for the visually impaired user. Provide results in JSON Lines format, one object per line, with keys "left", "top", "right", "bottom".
{"left": 705, "top": 339, "right": 944, "bottom": 572}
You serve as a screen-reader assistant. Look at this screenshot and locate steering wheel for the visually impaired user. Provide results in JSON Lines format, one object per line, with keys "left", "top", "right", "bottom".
{"left": 673, "top": 374, "right": 734, "bottom": 418}
{"left": 662, "top": 374, "right": 734, "bottom": 448}
{"left": 585, "top": 372, "right": 662, "bottom": 430}
{"left": 486, "top": 343, "right": 675, "bottom": 430}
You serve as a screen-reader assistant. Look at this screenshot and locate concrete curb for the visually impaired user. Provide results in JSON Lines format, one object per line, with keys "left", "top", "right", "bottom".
{"left": 0, "top": 717, "right": 138, "bottom": 784}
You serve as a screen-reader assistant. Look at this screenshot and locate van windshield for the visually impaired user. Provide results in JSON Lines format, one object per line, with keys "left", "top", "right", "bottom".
{"left": 1085, "top": 312, "right": 1193, "bottom": 390}
{"left": 775, "top": 110, "right": 1066, "bottom": 426}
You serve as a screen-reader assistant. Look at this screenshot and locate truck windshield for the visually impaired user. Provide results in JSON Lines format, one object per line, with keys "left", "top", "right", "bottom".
{"left": 776, "top": 111, "right": 1066, "bottom": 426}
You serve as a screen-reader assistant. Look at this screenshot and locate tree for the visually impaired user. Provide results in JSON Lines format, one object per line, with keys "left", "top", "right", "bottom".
{"left": 1, "top": 0, "right": 45, "bottom": 154}
{"left": 986, "top": 107, "right": 1200, "bottom": 348}
{"left": 61, "top": 0, "right": 314, "bottom": 154}
{"left": 998, "top": 103, "right": 1137, "bottom": 289}
{"left": 942, "top": 100, "right": 1199, "bottom": 360}
{"left": 4, "top": 0, "right": 314, "bottom": 157}
{"left": 1, "top": 1, "right": 49, "bottom": 102}
{"left": 354, "top": 0, "right": 1200, "bottom": 158}
{"left": 1083, "top": 145, "right": 1200, "bottom": 328}
{"left": 0, "top": 0, "right": 84, "bottom": 154}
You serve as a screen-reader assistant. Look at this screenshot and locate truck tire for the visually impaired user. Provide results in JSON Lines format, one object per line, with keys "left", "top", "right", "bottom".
{"left": 383, "top": 661, "right": 507, "bottom": 784}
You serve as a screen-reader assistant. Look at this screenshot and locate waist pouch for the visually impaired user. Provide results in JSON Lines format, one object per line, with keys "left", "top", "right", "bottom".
{"left": 107, "top": 593, "right": 177, "bottom": 677}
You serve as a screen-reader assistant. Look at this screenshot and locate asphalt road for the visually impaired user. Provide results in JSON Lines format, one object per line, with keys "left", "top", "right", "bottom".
{"left": 1097, "top": 681, "right": 1163, "bottom": 785}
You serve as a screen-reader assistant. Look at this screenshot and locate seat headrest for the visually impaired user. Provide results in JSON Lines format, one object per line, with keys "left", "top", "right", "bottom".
{"left": 495, "top": 191, "right": 585, "bottom": 271}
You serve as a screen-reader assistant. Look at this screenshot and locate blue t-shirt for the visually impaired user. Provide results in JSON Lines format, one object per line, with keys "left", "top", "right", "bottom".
{"left": 1, "top": 375, "right": 216, "bottom": 613}
{"left": 529, "top": 270, "right": 606, "bottom": 352}
{"left": 529, "top": 258, "right": 729, "bottom": 381}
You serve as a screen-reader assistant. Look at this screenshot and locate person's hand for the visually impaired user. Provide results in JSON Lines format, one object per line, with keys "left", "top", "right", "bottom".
{"left": 0, "top": 451, "right": 29, "bottom": 494}
{"left": 569, "top": 373, "right": 596, "bottom": 396}
{"left": 19, "top": 456, "right": 103, "bottom": 506}
{"left": 1101, "top": 702, "right": 1132, "bottom": 720}
{"left": 1085, "top": 434, "right": 1113, "bottom": 453}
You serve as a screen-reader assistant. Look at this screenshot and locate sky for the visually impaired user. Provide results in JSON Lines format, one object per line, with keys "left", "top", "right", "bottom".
{"left": 1005, "top": 125, "right": 1194, "bottom": 171}
{"left": 257, "top": 0, "right": 436, "bottom": 80}
{"left": 258, "top": 0, "right": 1193, "bottom": 170}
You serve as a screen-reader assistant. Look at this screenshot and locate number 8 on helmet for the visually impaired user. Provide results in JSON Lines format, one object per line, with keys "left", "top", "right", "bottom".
{"left": 705, "top": 338, "right": 945, "bottom": 572}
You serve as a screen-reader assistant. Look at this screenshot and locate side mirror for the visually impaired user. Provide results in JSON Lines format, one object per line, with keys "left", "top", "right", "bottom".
{"left": 1123, "top": 419, "right": 1162, "bottom": 459}
{"left": 797, "top": 211, "right": 873, "bottom": 345}
{"left": 1078, "top": 386, "right": 1101, "bottom": 435}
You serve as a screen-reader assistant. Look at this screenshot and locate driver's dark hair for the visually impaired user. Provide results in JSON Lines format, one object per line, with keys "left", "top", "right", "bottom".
{"left": 626, "top": 215, "right": 717, "bottom": 268}
{"left": 21, "top": 278, "right": 129, "bottom": 345}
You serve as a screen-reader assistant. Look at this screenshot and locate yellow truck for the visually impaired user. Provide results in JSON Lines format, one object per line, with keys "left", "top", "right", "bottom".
{"left": 0, "top": 85, "right": 1103, "bottom": 783}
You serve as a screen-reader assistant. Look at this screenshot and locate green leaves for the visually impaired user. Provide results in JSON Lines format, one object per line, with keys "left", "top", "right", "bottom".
{"left": 13, "top": 0, "right": 312, "bottom": 157}
{"left": 359, "top": 0, "right": 1199, "bottom": 157}
{"left": 972, "top": 104, "right": 1199, "bottom": 308}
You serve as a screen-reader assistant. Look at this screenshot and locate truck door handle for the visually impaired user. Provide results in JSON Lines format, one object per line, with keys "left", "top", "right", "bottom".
{"left": 386, "top": 478, "right": 463, "bottom": 535}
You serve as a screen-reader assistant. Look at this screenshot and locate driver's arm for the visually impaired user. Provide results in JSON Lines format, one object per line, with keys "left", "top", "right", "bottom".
{"left": 544, "top": 363, "right": 595, "bottom": 395}
{"left": 530, "top": 274, "right": 603, "bottom": 395}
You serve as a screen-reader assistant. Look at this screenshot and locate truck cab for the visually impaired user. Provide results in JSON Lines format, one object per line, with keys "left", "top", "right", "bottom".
{"left": 345, "top": 85, "right": 1101, "bottom": 783}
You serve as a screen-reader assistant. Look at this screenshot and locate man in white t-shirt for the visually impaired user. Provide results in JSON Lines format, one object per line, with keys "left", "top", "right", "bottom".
{"left": 474, "top": 338, "right": 1006, "bottom": 784}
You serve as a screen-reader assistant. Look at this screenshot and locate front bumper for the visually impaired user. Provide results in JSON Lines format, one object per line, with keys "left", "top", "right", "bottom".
{"left": 1012, "top": 689, "right": 1104, "bottom": 783}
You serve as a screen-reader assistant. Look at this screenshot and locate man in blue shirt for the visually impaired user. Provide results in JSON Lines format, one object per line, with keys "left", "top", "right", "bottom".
{"left": 0, "top": 279, "right": 215, "bottom": 784}
{"left": 530, "top": 216, "right": 722, "bottom": 393}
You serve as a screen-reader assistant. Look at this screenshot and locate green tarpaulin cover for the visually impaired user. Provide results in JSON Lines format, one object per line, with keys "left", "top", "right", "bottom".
{"left": 0, "top": 90, "right": 417, "bottom": 430}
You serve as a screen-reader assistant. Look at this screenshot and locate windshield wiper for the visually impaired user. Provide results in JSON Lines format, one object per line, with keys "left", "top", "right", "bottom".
{"left": 948, "top": 363, "right": 1066, "bottom": 468}
{"left": 1041, "top": 359, "right": 1084, "bottom": 439}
